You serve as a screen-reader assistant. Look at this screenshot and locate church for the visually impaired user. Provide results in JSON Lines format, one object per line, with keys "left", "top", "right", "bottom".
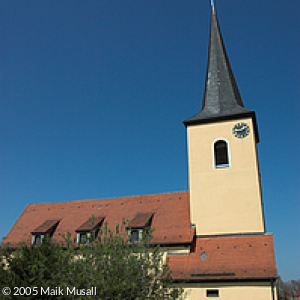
{"left": 3, "top": 1, "right": 278, "bottom": 299}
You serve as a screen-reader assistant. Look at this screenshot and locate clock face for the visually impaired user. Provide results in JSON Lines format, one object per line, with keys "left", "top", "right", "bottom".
{"left": 232, "top": 122, "right": 250, "bottom": 138}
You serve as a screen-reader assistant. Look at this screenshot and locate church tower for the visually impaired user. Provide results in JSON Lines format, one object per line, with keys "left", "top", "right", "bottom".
{"left": 184, "top": 1, "right": 266, "bottom": 236}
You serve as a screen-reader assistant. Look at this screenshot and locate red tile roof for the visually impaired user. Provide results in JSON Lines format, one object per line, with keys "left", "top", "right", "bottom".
{"left": 127, "top": 212, "right": 154, "bottom": 228}
{"left": 31, "top": 219, "right": 60, "bottom": 234}
{"left": 3, "top": 190, "right": 277, "bottom": 281}
{"left": 76, "top": 216, "right": 105, "bottom": 232}
{"left": 3, "top": 191, "right": 193, "bottom": 247}
{"left": 168, "top": 234, "right": 277, "bottom": 280}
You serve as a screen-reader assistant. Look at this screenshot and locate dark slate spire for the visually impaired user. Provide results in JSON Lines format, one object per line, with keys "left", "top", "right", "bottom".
{"left": 184, "top": 1, "right": 258, "bottom": 135}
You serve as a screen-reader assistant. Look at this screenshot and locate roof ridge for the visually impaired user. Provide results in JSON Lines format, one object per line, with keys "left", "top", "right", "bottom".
{"left": 26, "top": 190, "right": 189, "bottom": 206}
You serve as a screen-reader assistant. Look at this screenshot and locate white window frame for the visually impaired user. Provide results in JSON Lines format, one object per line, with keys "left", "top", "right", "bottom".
{"left": 76, "top": 232, "right": 91, "bottom": 245}
{"left": 127, "top": 228, "right": 143, "bottom": 242}
{"left": 212, "top": 138, "right": 231, "bottom": 169}
{"left": 31, "top": 234, "right": 44, "bottom": 245}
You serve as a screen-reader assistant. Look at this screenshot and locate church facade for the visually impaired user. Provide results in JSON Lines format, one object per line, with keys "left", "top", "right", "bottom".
{"left": 3, "top": 2, "right": 277, "bottom": 299}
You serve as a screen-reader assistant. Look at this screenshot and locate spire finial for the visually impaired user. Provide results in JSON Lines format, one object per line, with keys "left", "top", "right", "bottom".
{"left": 211, "top": 0, "right": 215, "bottom": 13}
{"left": 183, "top": 0, "right": 253, "bottom": 129}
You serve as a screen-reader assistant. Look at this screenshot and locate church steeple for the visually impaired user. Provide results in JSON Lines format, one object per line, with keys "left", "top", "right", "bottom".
{"left": 184, "top": 1, "right": 258, "bottom": 141}
{"left": 184, "top": 2, "right": 265, "bottom": 236}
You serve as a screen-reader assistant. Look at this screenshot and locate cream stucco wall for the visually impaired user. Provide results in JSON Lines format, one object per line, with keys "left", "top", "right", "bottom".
{"left": 177, "top": 282, "right": 277, "bottom": 300}
{"left": 167, "top": 246, "right": 190, "bottom": 255}
{"left": 187, "top": 118, "right": 265, "bottom": 235}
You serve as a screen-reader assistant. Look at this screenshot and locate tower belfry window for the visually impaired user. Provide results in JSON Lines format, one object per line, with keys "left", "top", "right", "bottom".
{"left": 214, "top": 140, "right": 230, "bottom": 168}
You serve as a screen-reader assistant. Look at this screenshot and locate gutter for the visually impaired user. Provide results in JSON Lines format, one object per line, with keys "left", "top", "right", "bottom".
{"left": 271, "top": 278, "right": 276, "bottom": 300}
{"left": 172, "top": 277, "right": 278, "bottom": 284}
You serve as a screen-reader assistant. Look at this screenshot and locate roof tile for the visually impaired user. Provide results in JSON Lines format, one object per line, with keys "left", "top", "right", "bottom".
{"left": 3, "top": 191, "right": 192, "bottom": 247}
{"left": 76, "top": 216, "right": 105, "bottom": 232}
{"left": 31, "top": 219, "right": 60, "bottom": 234}
{"left": 127, "top": 212, "right": 154, "bottom": 228}
{"left": 168, "top": 234, "right": 277, "bottom": 280}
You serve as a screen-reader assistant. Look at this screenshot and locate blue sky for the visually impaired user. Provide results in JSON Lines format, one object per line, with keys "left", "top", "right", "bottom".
{"left": 0, "top": 0, "right": 299, "bottom": 281}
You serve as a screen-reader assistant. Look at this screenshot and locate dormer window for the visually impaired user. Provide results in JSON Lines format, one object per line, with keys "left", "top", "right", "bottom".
{"left": 32, "top": 234, "right": 44, "bottom": 245}
{"left": 127, "top": 212, "right": 154, "bottom": 242}
{"left": 131, "top": 229, "right": 140, "bottom": 242}
{"left": 213, "top": 139, "right": 230, "bottom": 168}
{"left": 31, "top": 219, "right": 60, "bottom": 245}
{"left": 75, "top": 216, "right": 104, "bottom": 245}
{"left": 77, "top": 232, "right": 91, "bottom": 245}
{"left": 80, "top": 232, "right": 87, "bottom": 244}
{"left": 128, "top": 229, "right": 143, "bottom": 242}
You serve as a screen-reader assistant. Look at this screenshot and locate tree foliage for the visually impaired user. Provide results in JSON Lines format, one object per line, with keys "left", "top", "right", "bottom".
{"left": 0, "top": 220, "right": 184, "bottom": 300}
{"left": 0, "top": 236, "right": 68, "bottom": 299}
{"left": 277, "top": 276, "right": 300, "bottom": 300}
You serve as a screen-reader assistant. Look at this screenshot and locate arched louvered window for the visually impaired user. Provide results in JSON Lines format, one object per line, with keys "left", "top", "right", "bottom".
{"left": 214, "top": 139, "right": 230, "bottom": 168}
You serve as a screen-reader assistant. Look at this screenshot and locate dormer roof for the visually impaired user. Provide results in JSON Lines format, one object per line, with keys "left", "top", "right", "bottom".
{"left": 76, "top": 216, "right": 105, "bottom": 232}
{"left": 127, "top": 212, "right": 154, "bottom": 229}
{"left": 31, "top": 219, "right": 60, "bottom": 235}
